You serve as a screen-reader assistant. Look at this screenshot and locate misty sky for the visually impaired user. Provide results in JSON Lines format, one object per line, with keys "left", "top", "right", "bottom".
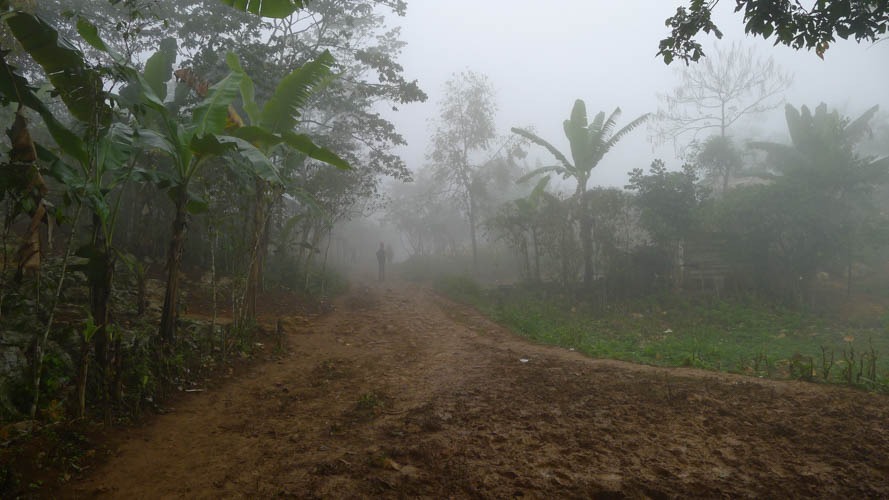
{"left": 381, "top": 0, "right": 889, "bottom": 190}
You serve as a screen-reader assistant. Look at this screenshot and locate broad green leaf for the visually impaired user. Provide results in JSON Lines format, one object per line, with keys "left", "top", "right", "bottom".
{"left": 135, "top": 128, "right": 176, "bottom": 157}
{"left": 217, "top": 135, "right": 282, "bottom": 184}
{"left": 0, "top": 51, "right": 50, "bottom": 114}
{"left": 98, "top": 123, "right": 135, "bottom": 180}
{"left": 0, "top": 53, "right": 89, "bottom": 165}
{"left": 143, "top": 38, "right": 177, "bottom": 101}
{"left": 4, "top": 11, "right": 111, "bottom": 125}
{"left": 226, "top": 52, "right": 260, "bottom": 125}
{"left": 192, "top": 71, "right": 243, "bottom": 137}
{"left": 75, "top": 183, "right": 111, "bottom": 224}
{"left": 190, "top": 133, "right": 238, "bottom": 157}
{"left": 282, "top": 131, "right": 350, "bottom": 170}
{"left": 131, "top": 73, "right": 167, "bottom": 112}
{"left": 844, "top": 104, "right": 879, "bottom": 143}
{"left": 229, "top": 125, "right": 283, "bottom": 150}
{"left": 36, "top": 143, "right": 78, "bottom": 187}
{"left": 602, "top": 112, "right": 650, "bottom": 152}
{"left": 565, "top": 101, "right": 593, "bottom": 167}
{"left": 75, "top": 17, "right": 111, "bottom": 54}
{"left": 516, "top": 165, "right": 568, "bottom": 184}
{"left": 260, "top": 51, "right": 335, "bottom": 134}
{"left": 220, "top": 0, "right": 305, "bottom": 18}
{"left": 80, "top": 314, "right": 99, "bottom": 342}
{"left": 510, "top": 127, "right": 573, "bottom": 170}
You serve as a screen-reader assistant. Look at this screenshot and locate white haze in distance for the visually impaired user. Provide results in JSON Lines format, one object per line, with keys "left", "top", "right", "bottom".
{"left": 381, "top": 0, "right": 889, "bottom": 190}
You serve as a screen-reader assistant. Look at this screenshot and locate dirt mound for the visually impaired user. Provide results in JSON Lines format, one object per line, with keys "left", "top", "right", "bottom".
{"left": 71, "top": 281, "right": 889, "bottom": 498}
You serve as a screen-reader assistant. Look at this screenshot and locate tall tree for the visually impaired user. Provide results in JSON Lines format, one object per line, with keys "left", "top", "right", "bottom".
{"left": 626, "top": 159, "right": 706, "bottom": 288}
{"left": 176, "top": 0, "right": 426, "bottom": 292}
{"left": 655, "top": 42, "right": 791, "bottom": 141}
{"left": 219, "top": 51, "right": 348, "bottom": 321}
{"left": 512, "top": 100, "right": 649, "bottom": 285}
{"left": 659, "top": 0, "right": 889, "bottom": 64}
{"left": 689, "top": 134, "right": 744, "bottom": 193}
{"left": 654, "top": 42, "right": 791, "bottom": 192}
{"left": 429, "top": 70, "right": 497, "bottom": 269}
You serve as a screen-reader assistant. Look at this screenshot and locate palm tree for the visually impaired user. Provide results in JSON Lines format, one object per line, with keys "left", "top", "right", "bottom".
{"left": 512, "top": 99, "right": 649, "bottom": 285}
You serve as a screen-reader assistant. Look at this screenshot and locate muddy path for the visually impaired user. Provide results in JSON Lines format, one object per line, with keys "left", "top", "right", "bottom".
{"left": 73, "top": 281, "right": 889, "bottom": 498}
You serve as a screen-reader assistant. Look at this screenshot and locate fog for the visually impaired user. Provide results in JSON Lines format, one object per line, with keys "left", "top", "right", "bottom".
{"left": 383, "top": 0, "right": 889, "bottom": 187}
{"left": 5, "top": 3, "right": 889, "bottom": 494}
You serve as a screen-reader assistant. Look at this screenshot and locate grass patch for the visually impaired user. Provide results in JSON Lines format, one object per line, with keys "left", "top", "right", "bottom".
{"left": 348, "top": 391, "right": 390, "bottom": 421}
{"left": 441, "top": 282, "right": 889, "bottom": 391}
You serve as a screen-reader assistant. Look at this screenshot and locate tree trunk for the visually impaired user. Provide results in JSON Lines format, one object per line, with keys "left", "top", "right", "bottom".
{"left": 845, "top": 230, "right": 854, "bottom": 299}
{"left": 320, "top": 226, "right": 333, "bottom": 296}
{"left": 520, "top": 235, "right": 530, "bottom": 280}
{"left": 75, "top": 337, "right": 89, "bottom": 419}
{"left": 91, "top": 260, "right": 113, "bottom": 426}
{"left": 136, "top": 263, "right": 147, "bottom": 316}
{"left": 560, "top": 227, "right": 570, "bottom": 287}
{"left": 159, "top": 194, "right": 189, "bottom": 345}
{"left": 210, "top": 226, "right": 218, "bottom": 352}
{"left": 574, "top": 181, "right": 594, "bottom": 287}
{"left": 468, "top": 194, "right": 478, "bottom": 271}
{"left": 531, "top": 227, "right": 541, "bottom": 283}
{"left": 112, "top": 334, "right": 123, "bottom": 406}
{"left": 89, "top": 216, "right": 114, "bottom": 426}
{"left": 579, "top": 212, "right": 593, "bottom": 286}
{"left": 243, "top": 181, "right": 278, "bottom": 322}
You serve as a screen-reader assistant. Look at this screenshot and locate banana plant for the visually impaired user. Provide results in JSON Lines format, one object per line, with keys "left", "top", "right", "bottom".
{"left": 749, "top": 103, "right": 889, "bottom": 191}
{"left": 128, "top": 42, "right": 348, "bottom": 340}
{"left": 216, "top": 51, "right": 348, "bottom": 322}
{"left": 0, "top": 10, "right": 102, "bottom": 279}
{"left": 749, "top": 103, "right": 889, "bottom": 294}
{"left": 116, "top": 42, "right": 255, "bottom": 345}
{"left": 0, "top": 10, "right": 135, "bottom": 421}
{"left": 512, "top": 100, "right": 649, "bottom": 285}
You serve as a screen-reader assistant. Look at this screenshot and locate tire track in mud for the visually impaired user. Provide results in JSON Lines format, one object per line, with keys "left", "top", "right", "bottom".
{"left": 74, "top": 282, "right": 889, "bottom": 498}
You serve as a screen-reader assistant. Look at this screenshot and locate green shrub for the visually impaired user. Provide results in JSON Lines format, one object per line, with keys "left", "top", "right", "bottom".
{"left": 434, "top": 274, "right": 481, "bottom": 302}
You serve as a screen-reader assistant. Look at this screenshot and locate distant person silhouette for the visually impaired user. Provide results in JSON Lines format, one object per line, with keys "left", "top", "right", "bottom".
{"left": 376, "top": 242, "right": 386, "bottom": 282}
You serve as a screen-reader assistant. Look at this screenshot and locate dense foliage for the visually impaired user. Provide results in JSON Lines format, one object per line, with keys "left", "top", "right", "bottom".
{"left": 0, "top": 0, "right": 422, "bottom": 440}
{"left": 660, "top": 0, "right": 889, "bottom": 63}
{"left": 2, "top": 2, "right": 889, "bottom": 494}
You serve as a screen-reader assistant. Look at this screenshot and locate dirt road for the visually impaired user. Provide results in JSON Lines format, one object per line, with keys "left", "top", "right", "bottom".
{"left": 73, "top": 282, "right": 889, "bottom": 498}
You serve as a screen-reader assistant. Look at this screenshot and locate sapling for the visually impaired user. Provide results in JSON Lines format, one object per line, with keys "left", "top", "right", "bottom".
{"left": 842, "top": 342, "right": 856, "bottom": 385}
{"left": 820, "top": 346, "right": 835, "bottom": 381}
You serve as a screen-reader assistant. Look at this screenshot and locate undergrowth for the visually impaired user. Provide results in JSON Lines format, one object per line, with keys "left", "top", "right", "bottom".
{"left": 438, "top": 278, "right": 889, "bottom": 392}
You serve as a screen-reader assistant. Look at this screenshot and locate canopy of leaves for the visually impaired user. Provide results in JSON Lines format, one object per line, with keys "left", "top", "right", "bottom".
{"left": 626, "top": 159, "right": 705, "bottom": 246}
{"left": 750, "top": 103, "right": 888, "bottom": 194}
{"left": 429, "top": 70, "right": 498, "bottom": 204}
{"left": 659, "top": 0, "right": 889, "bottom": 64}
